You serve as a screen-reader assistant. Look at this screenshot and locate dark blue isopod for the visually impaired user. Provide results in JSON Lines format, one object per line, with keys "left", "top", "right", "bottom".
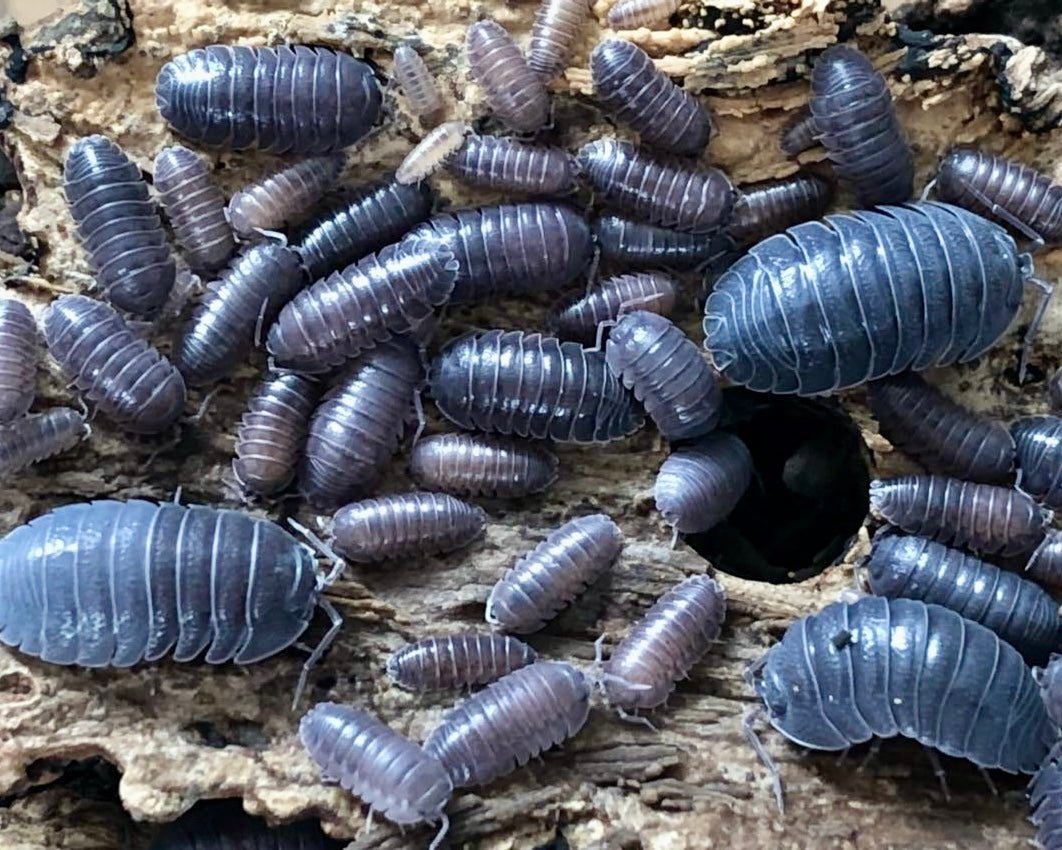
{"left": 1012, "top": 416, "right": 1062, "bottom": 509}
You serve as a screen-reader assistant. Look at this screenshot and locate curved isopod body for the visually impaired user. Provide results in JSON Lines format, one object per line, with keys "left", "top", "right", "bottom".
{"left": 725, "top": 173, "right": 835, "bottom": 248}
{"left": 607, "top": 0, "right": 679, "bottom": 28}
{"left": 936, "top": 148, "right": 1062, "bottom": 244}
{"left": 0, "top": 408, "right": 87, "bottom": 479}
{"left": 552, "top": 271, "right": 678, "bottom": 344}
{"left": 43, "top": 294, "right": 186, "bottom": 434}
{"left": 868, "top": 475, "right": 1052, "bottom": 557}
{"left": 1039, "top": 655, "right": 1062, "bottom": 726}
{"left": 809, "top": 45, "right": 914, "bottom": 206}
{"left": 149, "top": 800, "right": 341, "bottom": 850}
{"left": 779, "top": 109, "right": 819, "bottom": 157}
{"left": 174, "top": 244, "right": 304, "bottom": 386}
{"left": 393, "top": 44, "right": 445, "bottom": 125}
{"left": 331, "top": 491, "right": 486, "bottom": 563}
{"left": 267, "top": 238, "right": 457, "bottom": 372}
{"left": 430, "top": 330, "right": 644, "bottom": 442}
{"left": 866, "top": 531, "right": 1062, "bottom": 664}
{"left": 606, "top": 311, "right": 721, "bottom": 442}
{"left": 655, "top": 434, "right": 752, "bottom": 533}
{"left": 1028, "top": 530, "right": 1062, "bottom": 590}
{"left": 1012, "top": 416, "right": 1062, "bottom": 509}
{"left": 1030, "top": 757, "right": 1062, "bottom": 850}
{"left": 578, "top": 139, "right": 734, "bottom": 235}
{"left": 867, "top": 372, "right": 1016, "bottom": 484}
{"left": 233, "top": 372, "right": 321, "bottom": 497}
{"left": 423, "top": 661, "right": 591, "bottom": 787}
{"left": 407, "top": 203, "right": 592, "bottom": 303}
{"left": 153, "top": 145, "right": 235, "bottom": 273}
{"left": 227, "top": 156, "right": 345, "bottom": 239}
{"left": 447, "top": 135, "right": 580, "bottom": 196}
{"left": 590, "top": 39, "right": 713, "bottom": 156}
{"left": 294, "top": 179, "right": 434, "bottom": 282}
{"left": 396, "top": 122, "right": 470, "bottom": 185}
{"left": 485, "top": 513, "right": 622, "bottom": 633}
{"left": 0, "top": 299, "right": 38, "bottom": 423}
{"left": 466, "top": 21, "right": 549, "bottom": 133}
{"left": 528, "top": 0, "right": 588, "bottom": 82}
{"left": 64, "top": 135, "right": 176, "bottom": 316}
{"left": 387, "top": 633, "right": 537, "bottom": 691}
{"left": 155, "top": 45, "right": 382, "bottom": 154}
{"left": 301, "top": 338, "right": 422, "bottom": 507}
{"left": 594, "top": 215, "right": 715, "bottom": 271}
{"left": 603, "top": 574, "right": 726, "bottom": 711}
{"left": 704, "top": 202, "right": 1035, "bottom": 396}
{"left": 409, "top": 433, "right": 559, "bottom": 498}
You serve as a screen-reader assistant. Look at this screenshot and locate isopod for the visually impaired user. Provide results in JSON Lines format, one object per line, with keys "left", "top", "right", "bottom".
{"left": 578, "top": 139, "right": 734, "bottom": 235}
{"left": 409, "top": 433, "right": 559, "bottom": 498}
{"left": 603, "top": 574, "right": 726, "bottom": 713}
{"left": 301, "top": 338, "right": 422, "bottom": 507}
{"left": 423, "top": 661, "right": 591, "bottom": 787}
{"left": 396, "top": 122, "right": 470, "bottom": 185}
{"left": 43, "top": 294, "right": 186, "bottom": 434}
{"left": 0, "top": 299, "right": 38, "bottom": 423}
{"left": 153, "top": 145, "right": 235, "bottom": 273}
{"left": 149, "top": 800, "right": 341, "bottom": 850}
{"left": 233, "top": 372, "right": 321, "bottom": 498}
{"left": 655, "top": 434, "right": 752, "bottom": 534}
{"left": 466, "top": 20, "right": 549, "bottom": 134}
{"left": 865, "top": 531, "right": 1062, "bottom": 664}
{"left": 1030, "top": 756, "right": 1062, "bottom": 850}
{"left": 868, "top": 475, "right": 1051, "bottom": 557}
{"left": 387, "top": 633, "right": 537, "bottom": 691}
{"left": 0, "top": 407, "right": 87, "bottom": 479}
{"left": 867, "top": 372, "right": 1016, "bottom": 484}
{"left": 552, "top": 271, "right": 678, "bottom": 344}
{"left": 590, "top": 39, "right": 713, "bottom": 156}
{"left": 779, "top": 109, "right": 819, "bottom": 157}
{"left": 1039, "top": 655, "right": 1062, "bottom": 725}
{"left": 447, "top": 135, "right": 580, "bottom": 197}
{"left": 527, "top": 0, "right": 588, "bottom": 82}
{"left": 1012, "top": 417, "right": 1062, "bottom": 510}
{"left": 155, "top": 45, "right": 382, "bottom": 154}
{"left": 605, "top": 311, "right": 722, "bottom": 442}
{"left": 392, "top": 43, "right": 445, "bottom": 125}
{"left": 607, "top": 0, "right": 679, "bottom": 28}
{"left": 63, "top": 135, "right": 176, "bottom": 316}
{"left": 266, "top": 238, "right": 457, "bottom": 372}
{"left": 594, "top": 215, "right": 716, "bottom": 271}
{"left": 430, "top": 330, "right": 644, "bottom": 442}
{"left": 725, "top": 173, "right": 835, "bottom": 248}
{"left": 1029, "top": 530, "right": 1062, "bottom": 590}
{"left": 173, "top": 244, "right": 304, "bottom": 386}
{"left": 227, "top": 155, "right": 345, "bottom": 240}
{"left": 331, "top": 491, "right": 486, "bottom": 563}
{"left": 809, "top": 45, "right": 914, "bottom": 206}
{"left": 485, "top": 513, "right": 622, "bottom": 634}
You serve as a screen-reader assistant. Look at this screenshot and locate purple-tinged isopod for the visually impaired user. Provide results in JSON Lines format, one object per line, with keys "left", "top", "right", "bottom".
{"left": 528, "top": 0, "right": 589, "bottom": 82}
{"left": 447, "top": 135, "right": 580, "bottom": 197}
{"left": 655, "top": 434, "right": 752, "bottom": 534}
{"left": 725, "top": 173, "right": 835, "bottom": 248}
{"left": 396, "top": 122, "right": 470, "bottom": 185}
{"left": 227, "top": 156, "right": 345, "bottom": 240}
{"left": 0, "top": 407, "right": 87, "bottom": 479}
{"left": 607, "top": 0, "right": 679, "bottom": 28}
{"left": 552, "top": 271, "right": 678, "bottom": 345}
{"left": 0, "top": 299, "right": 38, "bottom": 423}
{"left": 409, "top": 433, "right": 559, "bottom": 498}
{"left": 1012, "top": 416, "right": 1062, "bottom": 509}
{"left": 466, "top": 20, "right": 549, "bottom": 133}
{"left": 387, "top": 633, "right": 537, "bottom": 691}
{"left": 393, "top": 43, "right": 445, "bottom": 125}
{"left": 594, "top": 215, "right": 716, "bottom": 271}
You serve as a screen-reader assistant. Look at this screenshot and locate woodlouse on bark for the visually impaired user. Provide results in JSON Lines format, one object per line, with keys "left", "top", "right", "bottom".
{"left": 1028, "top": 530, "right": 1062, "bottom": 590}
{"left": 606, "top": 311, "right": 722, "bottom": 442}
{"left": 396, "top": 122, "right": 471, "bottom": 185}
{"left": 607, "top": 0, "right": 679, "bottom": 28}
{"left": 267, "top": 238, "right": 457, "bottom": 372}
{"left": 1012, "top": 417, "right": 1062, "bottom": 510}
{"left": 655, "top": 434, "right": 753, "bottom": 534}
{"left": 226, "top": 155, "right": 345, "bottom": 240}
{"left": 594, "top": 215, "right": 716, "bottom": 271}
{"left": 0, "top": 299, "right": 38, "bottom": 423}
{"left": 779, "top": 109, "right": 819, "bottom": 157}
{"left": 0, "top": 408, "right": 88, "bottom": 479}
{"left": 64, "top": 135, "right": 176, "bottom": 316}
{"left": 466, "top": 20, "right": 549, "bottom": 134}
{"left": 430, "top": 330, "right": 644, "bottom": 443}
{"left": 153, "top": 145, "right": 235, "bottom": 273}
{"left": 485, "top": 513, "right": 622, "bottom": 634}
{"left": 422, "top": 661, "right": 591, "bottom": 787}
{"left": 527, "top": 0, "right": 589, "bottom": 82}
{"left": 149, "top": 800, "right": 341, "bottom": 850}
{"left": 578, "top": 139, "right": 734, "bottom": 235}
{"left": 868, "top": 475, "right": 1052, "bottom": 557}
{"left": 447, "top": 135, "right": 581, "bottom": 197}
{"left": 387, "top": 633, "right": 537, "bottom": 692}
{"left": 865, "top": 531, "right": 1062, "bottom": 665}
{"left": 590, "top": 39, "right": 713, "bottom": 156}
{"left": 867, "top": 372, "right": 1016, "bottom": 485}
{"left": 155, "top": 45, "right": 382, "bottom": 154}
{"left": 174, "top": 243, "right": 304, "bottom": 387}
{"left": 43, "top": 294, "right": 186, "bottom": 435}
{"left": 331, "top": 491, "right": 487, "bottom": 563}
{"left": 392, "top": 43, "right": 445, "bottom": 125}
{"left": 552, "top": 271, "right": 678, "bottom": 345}
{"left": 1030, "top": 757, "right": 1062, "bottom": 850}
{"left": 409, "top": 433, "right": 559, "bottom": 498}
{"left": 724, "top": 173, "right": 835, "bottom": 248}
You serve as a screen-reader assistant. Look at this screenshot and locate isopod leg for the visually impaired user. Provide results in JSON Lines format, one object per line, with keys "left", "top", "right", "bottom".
{"left": 616, "top": 705, "right": 658, "bottom": 731}
{"left": 292, "top": 595, "right": 343, "bottom": 710}
{"left": 1020, "top": 275, "right": 1053, "bottom": 383}
{"left": 287, "top": 517, "right": 347, "bottom": 587}
{"left": 919, "top": 178, "right": 936, "bottom": 203}
{"left": 979, "top": 766, "right": 999, "bottom": 796}
{"left": 742, "top": 707, "right": 784, "bottom": 814}
{"left": 924, "top": 748, "right": 951, "bottom": 802}
{"left": 428, "top": 813, "right": 450, "bottom": 850}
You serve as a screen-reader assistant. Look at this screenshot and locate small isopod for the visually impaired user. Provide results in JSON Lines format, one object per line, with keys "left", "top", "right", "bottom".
{"left": 1028, "top": 530, "right": 1062, "bottom": 590}
{"left": 466, "top": 20, "right": 549, "bottom": 134}
{"left": 392, "top": 43, "right": 445, "bottom": 125}
{"left": 0, "top": 408, "right": 87, "bottom": 479}
{"left": 607, "top": 0, "right": 679, "bottom": 28}
{"left": 331, "top": 491, "right": 486, "bottom": 563}
{"left": 594, "top": 215, "right": 716, "bottom": 271}
{"left": 409, "top": 433, "right": 559, "bottom": 498}
{"left": 552, "top": 271, "right": 678, "bottom": 345}
{"left": 869, "top": 475, "right": 1052, "bottom": 557}
{"left": 0, "top": 299, "right": 38, "bottom": 423}
{"left": 387, "top": 633, "right": 537, "bottom": 691}
{"left": 43, "top": 294, "right": 186, "bottom": 434}
{"left": 725, "top": 173, "right": 835, "bottom": 248}
{"left": 447, "top": 135, "right": 580, "bottom": 197}
{"left": 779, "top": 109, "right": 819, "bottom": 157}
{"left": 227, "top": 155, "right": 345, "bottom": 240}
{"left": 1013, "top": 416, "right": 1062, "bottom": 509}
{"left": 655, "top": 434, "right": 753, "bottom": 534}
{"left": 1039, "top": 655, "right": 1062, "bottom": 725}
{"left": 149, "top": 800, "right": 341, "bottom": 850}
{"left": 528, "top": 0, "right": 589, "bottom": 82}
{"left": 485, "top": 513, "right": 622, "bottom": 634}
{"left": 1030, "top": 756, "right": 1062, "bottom": 850}
{"left": 423, "top": 661, "right": 591, "bottom": 787}
{"left": 396, "top": 122, "right": 470, "bottom": 185}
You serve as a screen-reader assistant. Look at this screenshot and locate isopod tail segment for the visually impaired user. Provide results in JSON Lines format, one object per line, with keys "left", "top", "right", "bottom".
{"left": 742, "top": 655, "right": 785, "bottom": 814}
{"left": 587, "top": 633, "right": 660, "bottom": 732}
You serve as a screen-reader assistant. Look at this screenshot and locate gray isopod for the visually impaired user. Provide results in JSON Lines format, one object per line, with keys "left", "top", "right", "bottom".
{"left": 485, "top": 513, "right": 622, "bottom": 634}
{"left": 655, "top": 434, "right": 753, "bottom": 534}
{"left": 466, "top": 20, "right": 549, "bottom": 134}
{"left": 607, "top": 0, "right": 679, "bottom": 28}
{"left": 0, "top": 408, "right": 88, "bottom": 479}
{"left": 396, "top": 122, "right": 471, "bottom": 185}
{"left": 779, "top": 109, "right": 819, "bottom": 157}
{"left": 594, "top": 215, "right": 716, "bottom": 271}
{"left": 1012, "top": 416, "right": 1062, "bottom": 509}
{"left": 149, "top": 800, "right": 341, "bottom": 850}
{"left": 409, "top": 433, "right": 559, "bottom": 498}
{"left": 528, "top": 0, "right": 589, "bottom": 82}
{"left": 227, "top": 156, "right": 345, "bottom": 240}
{"left": 0, "top": 299, "right": 38, "bottom": 423}
{"left": 603, "top": 573, "right": 726, "bottom": 712}
{"left": 331, "top": 491, "right": 487, "bottom": 563}
{"left": 867, "top": 372, "right": 1016, "bottom": 484}
{"left": 590, "top": 39, "right": 713, "bottom": 156}
{"left": 869, "top": 475, "right": 1052, "bottom": 557}
{"left": 1030, "top": 756, "right": 1062, "bottom": 850}
{"left": 447, "top": 135, "right": 580, "bottom": 197}
{"left": 392, "top": 43, "right": 445, "bottom": 125}
{"left": 605, "top": 311, "right": 722, "bottom": 442}
{"left": 63, "top": 135, "right": 176, "bottom": 316}
{"left": 552, "top": 271, "right": 678, "bottom": 345}
{"left": 387, "top": 633, "right": 537, "bottom": 691}
{"left": 1028, "top": 530, "right": 1062, "bottom": 590}
{"left": 43, "top": 294, "right": 186, "bottom": 435}
{"left": 423, "top": 661, "right": 591, "bottom": 787}
{"left": 725, "top": 173, "right": 835, "bottom": 248}
{"left": 866, "top": 531, "right": 1062, "bottom": 665}
{"left": 430, "top": 330, "right": 644, "bottom": 443}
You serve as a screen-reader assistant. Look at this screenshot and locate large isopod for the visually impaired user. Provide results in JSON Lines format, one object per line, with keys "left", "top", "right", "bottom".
{"left": 0, "top": 299, "right": 38, "bottom": 423}
{"left": 655, "top": 434, "right": 752, "bottom": 534}
{"left": 387, "top": 633, "right": 537, "bottom": 691}
{"left": 409, "top": 433, "right": 559, "bottom": 498}
{"left": 607, "top": 0, "right": 680, "bottom": 28}
{"left": 150, "top": 800, "right": 341, "bottom": 849}
{"left": 466, "top": 20, "right": 549, "bottom": 133}
{"left": 552, "top": 271, "right": 678, "bottom": 344}
{"left": 447, "top": 135, "right": 580, "bottom": 197}
{"left": 396, "top": 122, "right": 470, "bottom": 185}
{"left": 392, "top": 43, "right": 445, "bottom": 125}
{"left": 528, "top": 0, "right": 589, "bottom": 82}
{"left": 226, "top": 155, "right": 345, "bottom": 239}
{"left": 0, "top": 408, "right": 87, "bottom": 479}
{"left": 594, "top": 215, "right": 716, "bottom": 271}
{"left": 1012, "top": 416, "right": 1062, "bottom": 509}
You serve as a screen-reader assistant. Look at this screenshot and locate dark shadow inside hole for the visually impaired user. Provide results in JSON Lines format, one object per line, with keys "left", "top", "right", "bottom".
{"left": 685, "top": 389, "right": 871, "bottom": 584}
{"left": 150, "top": 799, "right": 342, "bottom": 848}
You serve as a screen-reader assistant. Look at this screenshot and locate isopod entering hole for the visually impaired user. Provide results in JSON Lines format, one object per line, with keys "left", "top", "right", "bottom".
{"left": 685, "top": 389, "right": 871, "bottom": 583}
